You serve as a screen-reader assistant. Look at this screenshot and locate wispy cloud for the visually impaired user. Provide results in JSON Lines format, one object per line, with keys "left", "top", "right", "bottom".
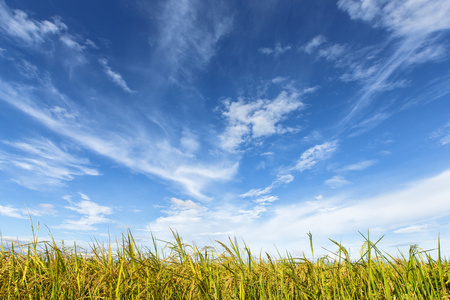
{"left": 0, "top": 79, "right": 237, "bottom": 200}
{"left": 325, "top": 160, "right": 376, "bottom": 188}
{"left": 57, "top": 194, "right": 113, "bottom": 231}
{"left": 292, "top": 141, "right": 338, "bottom": 172}
{"left": 0, "top": 0, "right": 91, "bottom": 74}
{"left": 259, "top": 43, "right": 291, "bottom": 57}
{"left": 302, "top": 35, "right": 380, "bottom": 84}
{"left": 334, "top": 0, "right": 450, "bottom": 131}
{"left": 318, "top": 44, "right": 347, "bottom": 61}
{"left": 0, "top": 203, "right": 56, "bottom": 219}
{"left": 0, "top": 0, "right": 66, "bottom": 46}
{"left": 430, "top": 122, "right": 450, "bottom": 146}
{"left": 220, "top": 90, "right": 304, "bottom": 152}
{"left": 0, "top": 137, "right": 99, "bottom": 190}
{"left": 153, "top": 0, "right": 233, "bottom": 80}
{"left": 325, "top": 175, "right": 350, "bottom": 188}
{"left": 0, "top": 205, "right": 27, "bottom": 219}
{"left": 299, "top": 1, "right": 450, "bottom": 137}
{"left": 301, "top": 35, "right": 326, "bottom": 54}
{"left": 241, "top": 174, "right": 294, "bottom": 198}
{"left": 148, "top": 197, "right": 270, "bottom": 241}
{"left": 394, "top": 224, "right": 429, "bottom": 234}
{"left": 60, "top": 35, "right": 85, "bottom": 52}
{"left": 338, "top": 160, "right": 377, "bottom": 172}
{"left": 337, "top": 0, "right": 450, "bottom": 37}
{"left": 254, "top": 195, "right": 279, "bottom": 205}
{"left": 146, "top": 170, "right": 450, "bottom": 254}
{"left": 99, "top": 58, "right": 135, "bottom": 93}
{"left": 246, "top": 169, "right": 450, "bottom": 252}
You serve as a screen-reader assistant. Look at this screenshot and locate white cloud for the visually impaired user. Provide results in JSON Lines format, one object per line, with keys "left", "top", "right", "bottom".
{"left": 293, "top": 141, "right": 338, "bottom": 172}
{"left": 150, "top": 198, "right": 208, "bottom": 233}
{"left": 16, "top": 59, "right": 40, "bottom": 79}
{"left": 78, "top": 192, "right": 90, "bottom": 200}
{"left": 302, "top": 130, "right": 323, "bottom": 143}
{"left": 0, "top": 203, "right": 56, "bottom": 219}
{"left": 272, "top": 174, "right": 294, "bottom": 186}
{"left": 180, "top": 130, "right": 200, "bottom": 154}
{"left": 154, "top": 0, "right": 233, "bottom": 80}
{"left": 302, "top": 35, "right": 326, "bottom": 54}
{"left": 271, "top": 77, "right": 287, "bottom": 84}
{"left": 338, "top": 160, "right": 376, "bottom": 172}
{"left": 254, "top": 195, "right": 279, "bottom": 204}
{"left": 394, "top": 224, "right": 429, "bottom": 234}
{"left": 0, "top": 1, "right": 66, "bottom": 46}
{"left": 170, "top": 197, "right": 205, "bottom": 211}
{"left": 0, "top": 79, "right": 237, "bottom": 200}
{"left": 241, "top": 174, "right": 294, "bottom": 198}
{"left": 99, "top": 58, "right": 135, "bottom": 93}
{"left": 58, "top": 194, "right": 113, "bottom": 231}
{"left": 349, "top": 111, "right": 393, "bottom": 137}
{"left": 318, "top": 44, "right": 346, "bottom": 61}
{"left": 259, "top": 43, "right": 291, "bottom": 56}
{"left": 0, "top": 137, "right": 100, "bottom": 190}
{"left": 147, "top": 197, "right": 268, "bottom": 242}
{"left": 338, "top": 0, "right": 450, "bottom": 37}
{"left": 60, "top": 35, "right": 85, "bottom": 52}
{"left": 430, "top": 122, "right": 450, "bottom": 146}
{"left": 27, "top": 203, "right": 57, "bottom": 217}
{"left": 406, "top": 43, "right": 446, "bottom": 65}
{"left": 335, "top": 0, "right": 450, "bottom": 131}
{"left": 325, "top": 175, "right": 350, "bottom": 188}
{"left": 220, "top": 90, "right": 304, "bottom": 151}
{"left": 85, "top": 39, "right": 97, "bottom": 49}
{"left": 299, "top": 1, "right": 450, "bottom": 136}
{"left": 340, "top": 63, "right": 379, "bottom": 82}
{"left": 240, "top": 186, "right": 271, "bottom": 198}
{"left": 246, "top": 169, "right": 450, "bottom": 252}
{"left": 145, "top": 170, "right": 450, "bottom": 256}
{"left": 0, "top": 2, "right": 89, "bottom": 72}
{"left": 261, "top": 151, "right": 274, "bottom": 156}
{"left": 0, "top": 205, "right": 27, "bottom": 219}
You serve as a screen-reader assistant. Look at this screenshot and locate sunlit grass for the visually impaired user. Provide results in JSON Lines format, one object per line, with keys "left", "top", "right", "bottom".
{"left": 1, "top": 223, "right": 450, "bottom": 299}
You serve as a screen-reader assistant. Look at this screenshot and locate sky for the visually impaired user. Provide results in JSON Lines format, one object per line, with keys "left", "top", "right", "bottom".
{"left": 0, "top": 0, "right": 450, "bottom": 257}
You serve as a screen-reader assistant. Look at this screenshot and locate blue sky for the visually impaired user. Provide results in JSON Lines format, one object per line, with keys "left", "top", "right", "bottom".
{"left": 1, "top": 0, "right": 450, "bottom": 256}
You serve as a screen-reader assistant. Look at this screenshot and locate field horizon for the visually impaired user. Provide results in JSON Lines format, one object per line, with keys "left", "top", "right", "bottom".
{"left": 2, "top": 224, "right": 450, "bottom": 299}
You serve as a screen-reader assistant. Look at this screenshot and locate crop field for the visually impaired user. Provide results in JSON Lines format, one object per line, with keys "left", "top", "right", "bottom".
{"left": 1, "top": 226, "right": 450, "bottom": 299}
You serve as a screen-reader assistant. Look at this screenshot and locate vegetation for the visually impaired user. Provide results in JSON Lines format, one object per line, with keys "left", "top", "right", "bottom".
{"left": 1, "top": 224, "right": 450, "bottom": 299}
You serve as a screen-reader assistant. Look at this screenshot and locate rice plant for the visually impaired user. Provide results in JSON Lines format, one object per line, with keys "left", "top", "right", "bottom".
{"left": 1, "top": 225, "right": 450, "bottom": 299}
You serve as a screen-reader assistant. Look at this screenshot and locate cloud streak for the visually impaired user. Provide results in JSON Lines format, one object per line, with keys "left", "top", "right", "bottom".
{"left": 301, "top": 35, "right": 326, "bottom": 54}
{"left": 0, "top": 78, "right": 237, "bottom": 199}
{"left": 292, "top": 141, "right": 338, "bottom": 172}
{"left": 259, "top": 43, "right": 291, "bottom": 57}
{"left": 338, "top": 160, "right": 377, "bottom": 172}
{"left": 299, "top": 1, "right": 450, "bottom": 136}
{"left": 335, "top": 0, "right": 450, "bottom": 131}
{"left": 430, "top": 122, "right": 450, "bottom": 146}
{"left": 99, "top": 58, "right": 135, "bottom": 93}
{"left": 0, "top": 203, "right": 56, "bottom": 219}
{"left": 0, "top": 0, "right": 66, "bottom": 46}
{"left": 0, "top": 137, "right": 99, "bottom": 189}
{"left": 241, "top": 174, "right": 294, "bottom": 198}
{"left": 153, "top": 0, "right": 233, "bottom": 81}
{"left": 325, "top": 175, "right": 350, "bottom": 188}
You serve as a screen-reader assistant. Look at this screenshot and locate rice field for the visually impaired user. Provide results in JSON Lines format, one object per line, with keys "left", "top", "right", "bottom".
{"left": 1, "top": 225, "right": 450, "bottom": 299}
